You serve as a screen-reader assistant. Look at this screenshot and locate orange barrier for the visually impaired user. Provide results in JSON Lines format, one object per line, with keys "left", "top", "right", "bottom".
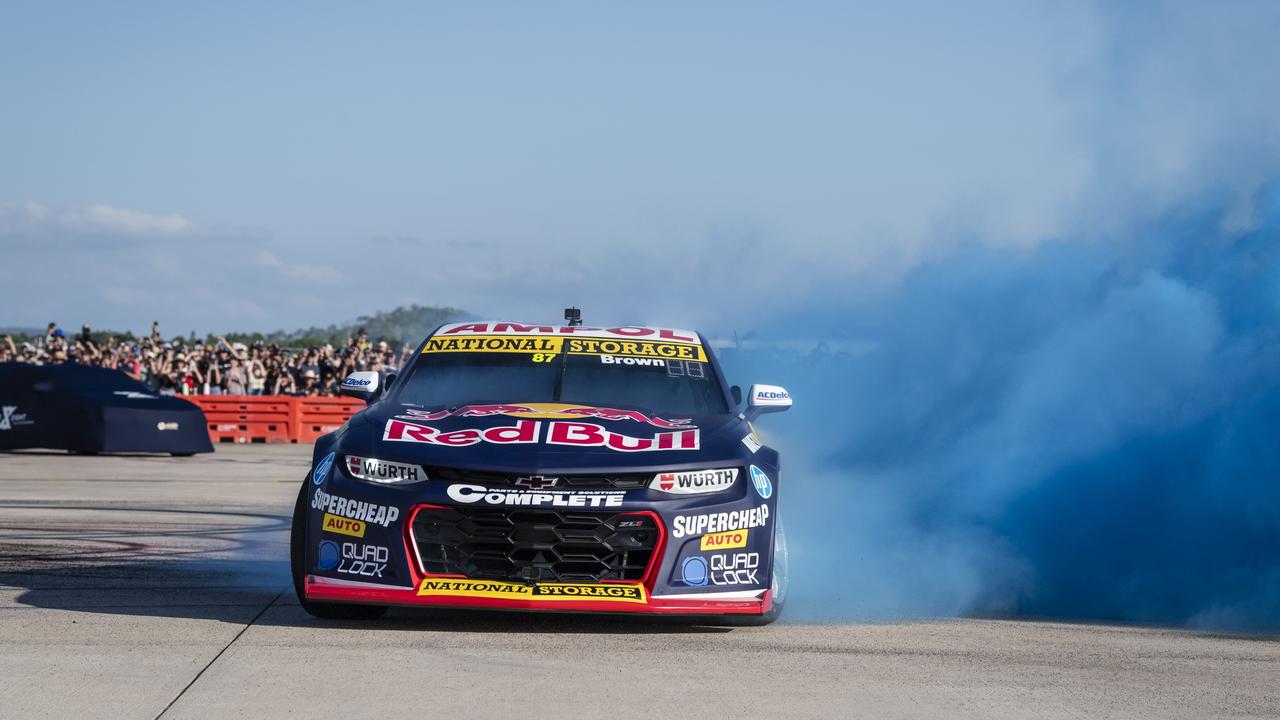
{"left": 186, "top": 395, "right": 362, "bottom": 444}
{"left": 295, "top": 396, "right": 365, "bottom": 444}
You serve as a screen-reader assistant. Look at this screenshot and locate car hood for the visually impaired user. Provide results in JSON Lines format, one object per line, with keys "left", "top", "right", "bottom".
{"left": 338, "top": 401, "right": 753, "bottom": 474}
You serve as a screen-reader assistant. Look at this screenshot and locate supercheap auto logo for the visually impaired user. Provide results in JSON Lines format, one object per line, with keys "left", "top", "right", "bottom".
{"left": 311, "top": 488, "right": 400, "bottom": 527}
{"left": 417, "top": 578, "right": 647, "bottom": 604}
{"left": 672, "top": 505, "right": 770, "bottom": 538}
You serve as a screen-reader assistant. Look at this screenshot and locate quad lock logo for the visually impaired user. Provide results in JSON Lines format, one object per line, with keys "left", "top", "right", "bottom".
{"left": 680, "top": 552, "right": 760, "bottom": 587}
{"left": 318, "top": 540, "right": 388, "bottom": 578}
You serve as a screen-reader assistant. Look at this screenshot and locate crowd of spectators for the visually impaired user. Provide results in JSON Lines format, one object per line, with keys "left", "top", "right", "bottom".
{"left": 0, "top": 322, "right": 413, "bottom": 397}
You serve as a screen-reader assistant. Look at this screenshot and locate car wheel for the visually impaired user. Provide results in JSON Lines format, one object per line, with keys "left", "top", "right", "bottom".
{"left": 290, "top": 479, "right": 388, "bottom": 621}
{"left": 715, "top": 517, "right": 788, "bottom": 626}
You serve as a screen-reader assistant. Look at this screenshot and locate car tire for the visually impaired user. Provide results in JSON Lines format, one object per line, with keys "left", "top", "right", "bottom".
{"left": 715, "top": 517, "right": 788, "bottom": 626}
{"left": 290, "top": 479, "right": 388, "bottom": 621}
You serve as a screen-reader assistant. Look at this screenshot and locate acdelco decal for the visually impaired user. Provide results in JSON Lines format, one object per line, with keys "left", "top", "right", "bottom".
{"left": 447, "top": 483, "right": 624, "bottom": 508}
{"left": 311, "top": 488, "right": 400, "bottom": 527}
{"left": 322, "top": 512, "right": 366, "bottom": 538}
{"left": 384, "top": 419, "right": 699, "bottom": 453}
{"left": 672, "top": 505, "right": 770, "bottom": 538}
{"left": 700, "top": 528, "right": 749, "bottom": 551}
{"left": 417, "top": 578, "right": 647, "bottom": 603}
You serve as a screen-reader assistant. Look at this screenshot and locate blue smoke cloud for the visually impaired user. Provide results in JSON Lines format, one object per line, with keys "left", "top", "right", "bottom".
{"left": 719, "top": 183, "right": 1280, "bottom": 630}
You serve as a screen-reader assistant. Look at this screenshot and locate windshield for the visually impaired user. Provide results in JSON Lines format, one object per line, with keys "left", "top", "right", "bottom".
{"left": 394, "top": 335, "right": 730, "bottom": 415}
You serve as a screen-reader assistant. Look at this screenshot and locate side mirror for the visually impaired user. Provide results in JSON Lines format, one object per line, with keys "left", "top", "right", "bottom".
{"left": 338, "top": 371, "right": 380, "bottom": 403}
{"left": 745, "top": 383, "right": 791, "bottom": 421}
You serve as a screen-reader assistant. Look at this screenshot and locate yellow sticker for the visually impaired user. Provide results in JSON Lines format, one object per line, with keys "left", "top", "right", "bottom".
{"left": 566, "top": 338, "right": 707, "bottom": 362}
{"left": 423, "top": 335, "right": 564, "bottom": 354}
{"left": 700, "top": 528, "right": 749, "bottom": 551}
{"left": 422, "top": 334, "right": 707, "bottom": 362}
{"left": 417, "top": 578, "right": 647, "bottom": 604}
{"left": 322, "top": 513, "right": 366, "bottom": 538}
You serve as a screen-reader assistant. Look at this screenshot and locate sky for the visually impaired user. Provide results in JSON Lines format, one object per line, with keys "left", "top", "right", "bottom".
{"left": 4, "top": 2, "right": 1277, "bottom": 335}
{"left": 5, "top": 2, "right": 1280, "bottom": 629}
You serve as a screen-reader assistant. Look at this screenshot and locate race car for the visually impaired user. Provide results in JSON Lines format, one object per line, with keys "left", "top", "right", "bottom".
{"left": 290, "top": 313, "right": 792, "bottom": 623}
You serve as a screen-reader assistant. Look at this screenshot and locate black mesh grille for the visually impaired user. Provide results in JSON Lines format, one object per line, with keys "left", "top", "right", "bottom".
{"left": 411, "top": 507, "right": 659, "bottom": 583}
{"left": 427, "top": 466, "right": 651, "bottom": 490}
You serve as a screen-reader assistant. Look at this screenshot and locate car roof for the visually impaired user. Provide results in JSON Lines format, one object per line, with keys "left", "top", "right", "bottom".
{"left": 432, "top": 321, "right": 704, "bottom": 344}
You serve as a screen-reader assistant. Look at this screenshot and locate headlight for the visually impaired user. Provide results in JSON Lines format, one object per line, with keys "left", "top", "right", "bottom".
{"left": 649, "top": 467, "right": 738, "bottom": 495}
{"left": 344, "top": 455, "right": 428, "bottom": 485}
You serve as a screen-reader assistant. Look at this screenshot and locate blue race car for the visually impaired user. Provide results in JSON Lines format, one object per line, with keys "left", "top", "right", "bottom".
{"left": 291, "top": 312, "right": 792, "bottom": 623}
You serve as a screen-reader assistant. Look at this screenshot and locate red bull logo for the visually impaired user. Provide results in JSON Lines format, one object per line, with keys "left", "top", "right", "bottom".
{"left": 383, "top": 418, "right": 700, "bottom": 453}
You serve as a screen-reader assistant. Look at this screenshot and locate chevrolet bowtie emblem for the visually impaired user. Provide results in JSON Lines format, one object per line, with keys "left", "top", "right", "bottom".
{"left": 515, "top": 475, "right": 559, "bottom": 490}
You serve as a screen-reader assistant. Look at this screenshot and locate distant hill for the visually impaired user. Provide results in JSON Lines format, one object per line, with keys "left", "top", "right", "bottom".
{"left": 225, "top": 304, "right": 469, "bottom": 348}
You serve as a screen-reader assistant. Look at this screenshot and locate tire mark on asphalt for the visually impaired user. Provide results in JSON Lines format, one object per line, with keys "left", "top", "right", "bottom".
{"left": 153, "top": 586, "right": 287, "bottom": 720}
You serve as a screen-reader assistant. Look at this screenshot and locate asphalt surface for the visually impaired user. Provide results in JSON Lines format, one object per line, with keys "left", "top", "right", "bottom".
{"left": 1, "top": 446, "right": 1277, "bottom": 719}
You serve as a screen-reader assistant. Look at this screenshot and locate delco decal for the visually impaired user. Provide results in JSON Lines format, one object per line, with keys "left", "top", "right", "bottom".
{"left": 417, "top": 578, "right": 647, "bottom": 604}
{"left": 650, "top": 468, "right": 738, "bottom": 495}
{"left": 398, "top": 403, "right": 691, "bottom": 429}
{"left": 672, "top": 505, "right": 770, "bottom": 538}
{"left": 446, "top": 483, "right": 624, "bottom": 508}
{"left": 384, "top": 419, "right": 699, "bottom": 453}
{"left": 311, "top": 488, "right": 400, "bottom": 527}
{"left": 755, "top": 389, "right": 790, "bottom": 400}
{"left": 700, "top": 528, "right": 749, "bottom": 551}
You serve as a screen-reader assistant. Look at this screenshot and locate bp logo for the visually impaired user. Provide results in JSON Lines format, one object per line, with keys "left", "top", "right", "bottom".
{"left": 749, "top": 465, "right": 772, "bottom": 499}
{"left": 317, "top": 540, "right": 340, "bottom": 570}
{"left": 681, "top": 556, "right": 709, "bottom": 586}
{"left": 312, "top": 451, "right": 335, "bottom": 485}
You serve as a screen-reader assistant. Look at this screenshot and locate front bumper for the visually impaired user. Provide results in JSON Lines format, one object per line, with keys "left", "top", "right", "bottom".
{"left": 305, "top": 574, "right": 772, "bottom": 615}
{"left": 302, "top": 457, "right": 778, "bottom": 616}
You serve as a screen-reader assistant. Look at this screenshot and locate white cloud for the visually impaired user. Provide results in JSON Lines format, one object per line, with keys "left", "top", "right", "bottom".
{"left": 253, "top": 250, "right": 342, "bottom": 284}
{"left": 0, "top": 201, "right": 193, "bottom": 238}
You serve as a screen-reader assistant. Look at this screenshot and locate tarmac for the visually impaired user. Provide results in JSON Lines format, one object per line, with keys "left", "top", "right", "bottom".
{"left": 1, "top": 445, "right": 1277, "bottom": 719}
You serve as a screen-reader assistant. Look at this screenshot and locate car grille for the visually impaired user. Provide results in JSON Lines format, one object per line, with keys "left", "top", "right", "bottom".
{"left": 427, "top": 466, "right": 651, "bottom": 490}
{"left": 411, "top": 507, "right": 660, "bottom": 583}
